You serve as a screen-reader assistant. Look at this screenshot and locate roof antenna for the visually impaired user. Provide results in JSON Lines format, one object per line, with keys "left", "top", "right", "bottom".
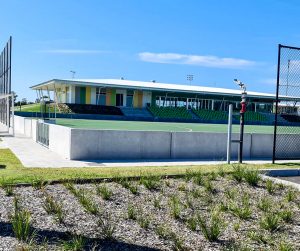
{"left": 70, "top": 70, "right": 76, "bottom": 79}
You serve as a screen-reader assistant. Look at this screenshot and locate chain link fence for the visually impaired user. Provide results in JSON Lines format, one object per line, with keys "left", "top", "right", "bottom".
{"left": 273, "top": 44, "right": 300, "bottom": 161}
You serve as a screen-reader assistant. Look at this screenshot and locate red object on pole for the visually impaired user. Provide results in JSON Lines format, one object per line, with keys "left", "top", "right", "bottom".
{"left": 240, "top": 102, "right": 247, "bottom": 113}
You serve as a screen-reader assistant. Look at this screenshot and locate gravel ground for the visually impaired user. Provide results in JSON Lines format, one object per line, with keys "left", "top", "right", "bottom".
{"left": 0, "top": 172, "right": 300, "bottom": 250}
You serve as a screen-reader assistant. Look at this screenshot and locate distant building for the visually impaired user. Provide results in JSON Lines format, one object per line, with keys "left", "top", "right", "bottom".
{"left": 31, "top": 78, "right": 278, "bottom": 112}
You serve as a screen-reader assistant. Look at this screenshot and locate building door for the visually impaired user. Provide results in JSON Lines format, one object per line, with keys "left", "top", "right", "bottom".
{"left": 116, "top": 93, "right": 124, "bottom": 106}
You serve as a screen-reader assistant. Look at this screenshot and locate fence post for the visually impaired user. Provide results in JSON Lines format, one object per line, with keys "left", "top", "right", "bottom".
{"left": 227, "top": 104, "right": 233, "bottom": 164}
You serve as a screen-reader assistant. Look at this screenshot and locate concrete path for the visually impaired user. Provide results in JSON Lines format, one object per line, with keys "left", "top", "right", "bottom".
{"left": 0, "top": 134, "right": 299, "bottom": 168}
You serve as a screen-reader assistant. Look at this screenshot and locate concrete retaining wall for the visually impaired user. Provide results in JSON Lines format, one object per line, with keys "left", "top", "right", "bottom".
{"left": 13, "top": 115, "right": 300, "bottom": 161}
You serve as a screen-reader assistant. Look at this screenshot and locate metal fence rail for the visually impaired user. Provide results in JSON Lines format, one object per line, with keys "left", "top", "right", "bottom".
{"left": 273, "top": 44, "right": 300, "bottom": 162}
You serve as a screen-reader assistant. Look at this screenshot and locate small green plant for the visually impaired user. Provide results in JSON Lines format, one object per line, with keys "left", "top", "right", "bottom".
{"left": 137, "top": 214, "right": 151, "bottom": 229}
{"left": 3, "top": 185, "right": 13, "bottom": 196}
{"left": 153, "top": 195, "right": 162, "bottom": 209}
{"left": 266, "top": 179, "right": 275, "bottom": 194}
{"left": 98, "top": 213, "right": 116, "bottom": 240}
{"left": 43, "top": 193, "right": 64, "bottom": 223}
{"left": 164, "top": 179, "right": 171, "bottom": 187}
{"left": 224, "top": 188, "right": 237, "bottom": 200}
{"left": 185, "top": 169, "right": 195, "bottom": 181}
{"left": 31, "top": 178, "right": 46, "bottom": 190}
{"left": 96, "top": 184, "right": 113, "bottom": 200}
{"left": 127, "top": 204, "right": 137, "bottom": 220}
{"left": 186, "top": 215, "right": 197, "bottom": 231}
{"left": 62, "top": 235, "right": 86, "bottom": 251}
{"left": 233, "top": 221, "right": 240, "bottom": 232}
{"left": 204, "top": 179, "right": 216, "bottom": 194}
{"left": 155, "top": 224, "right": 174, "bottom": 240}
{"left": 190, "top": 188, "right": 202, "bottom": 198}
{"left": 197, "top": 210, "right": 224, "bottom": 242}
{"left": 169, "top": 195, "right": 181, "bottom": 219}
{"left": 217, "top": 166, "right": 226, "bottom": 177}
{"left": 193, "top": 171, "right": 204, "bottom": 186}
{"left": 140, "top": 174, "right": 161, "bottom": 190}
{"left": 285, "top": 189, "right": 297, "bottom": 202}
{"left": 231, "top": 164, "right": 244, "bottom": 183}
{"left": 278, "top": 240, "right": 294, "bottom": 251}
{"left": 10, "top": 197, "right": 32, "bottom": 241}
{"left": 257, "top": 197, "right": 272, "bottom": 212}
{"left": 177, "top": 182, "right": 186, "bottom": 192}
{"left": 207, "top": 171, "right": 218, "bottom": 181}
{"left": 128, "top": 183, "right": 139, "bottom": 195}
{"left": 172, "top": 235, "right": 186, "bottom": 251}
{"left": 247, "top": 230, "right": 269, "bottom": 244}
{"left": 279, "top": 208, "right": 293, "bottom": 223}
{"left": 243, "top": 169, "right": 260, "bottom": 186}
{"left": 260, "top": 212, "right": 281, "bottom": 232}
{"left": 229, "top": 194, "right": 252, "bottom": 220}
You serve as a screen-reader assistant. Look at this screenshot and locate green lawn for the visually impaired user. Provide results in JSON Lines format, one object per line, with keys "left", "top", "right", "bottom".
{"left": 15, "top": 103, "right": 55, "bottom": 113}
{"left": 0, "top": 148, "right": 298, "bottom": 185}
{"left": 56, "top": 118, "right": 277, "bottom": 134}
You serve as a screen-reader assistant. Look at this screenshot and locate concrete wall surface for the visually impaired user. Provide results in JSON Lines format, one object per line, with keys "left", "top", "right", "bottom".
{"left": 49, "top": 124, "right": 71, "bottom": 159}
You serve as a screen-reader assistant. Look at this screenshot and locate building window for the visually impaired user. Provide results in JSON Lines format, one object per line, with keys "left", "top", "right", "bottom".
{"left": 96, "top": 87, "right": 106, "bottom": 105}
{"left": 126, "top": 90, "right": 133, "bottom": 107}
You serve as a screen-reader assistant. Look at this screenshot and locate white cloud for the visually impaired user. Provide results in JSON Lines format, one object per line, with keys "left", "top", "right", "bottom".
{"left": 261, "top": 78, "right": 277, "bottom": 85}
{"left": 138, "top": 52, "right": 256, "bottom": 69}
{"left": 37, "top": 49, "right": 109, "bottom": 54}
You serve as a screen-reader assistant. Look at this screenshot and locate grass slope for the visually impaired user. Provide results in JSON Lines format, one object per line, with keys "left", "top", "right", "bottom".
{"left": 0, "top": 148, "right": 298, "bottom": 185}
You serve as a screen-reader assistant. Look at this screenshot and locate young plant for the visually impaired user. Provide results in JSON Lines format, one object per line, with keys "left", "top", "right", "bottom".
{"left": 31, "top": 178, "right": 46, "bottom": 190}
{"left": 62, "top": 235, "right": 86, "bottom": 251}
{"left": 279, "top": 208, "right": 293, "bottom": 223}
{"left": 10, "top": 197, "right": 32, "bottom": 241}
{"left": 98, "top": 213, "right": 116, "bottom": 240}
{"left": 204, "top": 179, "right": 216, "bottom": 194}
{"left": 257, "top": 197, "right": 272, "bottom": 212}
{"left": 247, "top": 230, "right": 269, "bottom": 245}
{"left": 217, "top": 166, "right": 226, "bottom": 177}
{"left": 231, "top": 164, "right": 244, "bottom": 183}
{"left": 3, "top": 185, "right": 13, "bottom": 196}
{"left": 96, "top": 184, "right": 113, "bottom": 200}
{"left": 243, "top": 169, "right": 260, "bottom": 186}
{"left": 278, "top": 241, "right": 294, "bottom": 251}
{"left": 153, "top": 195, "right": 162, "bottom": 209}
{"left": 233, "top": 221, "right": 240, "bottom": 232}
{"left": 266, "top": 179, "right": 275, "bottom": 194}
{"left": 177, "top": 182, "right": 186, "bottom": 192}
{"left": 197, "top": 210, "right": 224, "bottom": 242}
{"left": 140, "top": 174, "right": 161, "bottom": 190}
{"left": 260, "top": 212, "right": 281, "bottom": 232}
{"left": 127, "top": 204, "right": 137, "bottom": 220}
{"left": 43, "top": 193, "right": 64, "bottom": 223}
{"left": 169, "top": 195, "right": 181, "bottom": 219}
{"left": 193, "top": 171, "right": 204, "bottom": 186}
{"left": 190, "top": 188, "right": 202, "bottom": 198}
{"left": 137, "top": 214, "right": 151, "bottom": 229}
{"left": 186, "top": 215, "right": 197, "bottom": 231}
{"left": 285, "top": 189, "right": 297, "bottom": 202}
{"left": 155, "top": 224, "right": 174, "bottom": 240}
{"left": 224, "top": 188, "right": 237, "bottom": 200}
{"left": 229, "top": 194, "right": 252, "bottom": 220}
{"left": 207, "top": 171, "right": 218, "bottom": 181}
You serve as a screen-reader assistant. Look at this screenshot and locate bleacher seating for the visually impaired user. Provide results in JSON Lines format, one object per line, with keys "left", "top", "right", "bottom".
{"left": 148, "top": 106, "right": 192, "bottom": 119}
{"left": 243, "top": 111, "right": 268, "bottom": 122}
{"left": 58, "top": 103, "right": 123, "bottom": 115}
{"left": 280, "top": 114, "right": 300, "bottom": 123}
{"left": 192, "top": 109, "right": 228, "bottom": 121}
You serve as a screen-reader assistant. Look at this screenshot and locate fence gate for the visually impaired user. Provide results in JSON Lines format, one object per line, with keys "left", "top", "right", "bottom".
{"left": 36, "top": 121, "right": 49, "bottom": 147}
{"left": 273, "top": 44, "right": 300, "bottom": 162}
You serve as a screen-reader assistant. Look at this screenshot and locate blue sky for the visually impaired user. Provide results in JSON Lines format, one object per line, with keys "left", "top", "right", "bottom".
{"left": 1, "top": 0, "right": 300, "bottom": 101}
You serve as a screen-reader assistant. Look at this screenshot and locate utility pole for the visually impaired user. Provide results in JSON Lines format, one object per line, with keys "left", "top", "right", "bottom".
{"left": 187, "top": 74, "right": 194, "bottom": 85}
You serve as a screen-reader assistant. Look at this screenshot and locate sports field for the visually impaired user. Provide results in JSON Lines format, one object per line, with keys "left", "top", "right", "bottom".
{"left": 56, "top": 118, "right": 279, "bottom": 134}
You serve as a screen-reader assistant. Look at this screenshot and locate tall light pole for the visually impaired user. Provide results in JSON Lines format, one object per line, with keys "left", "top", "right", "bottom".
{"left": 234, "top": 79, "right": 247, "bottom": 163}
{"left": 70, "top": 70, "right": 76, "bottom": 79}
{"left": 187, "top": 74, "right": 194, "bottom": 85}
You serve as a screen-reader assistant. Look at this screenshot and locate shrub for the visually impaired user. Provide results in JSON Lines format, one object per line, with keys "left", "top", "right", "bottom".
{"left": 279, "top": 208, "right": 293, "bottom": 223}
{"left": 260, "top": 212, "right": 281, "bottom": 232}
{"left": 62, "top": 235, "right": 86, "bottom": 251}
{"left": 257, "top": 197, "right": 272, "bottom": 212}
{"left": 169, "top": 195, "right": 181, "bottom": 219}
{"left": 285, "top": 189, "right": 297, "bottom": 202}
{"left": 243, "top": 169, "right": 260, "bottom": 186}
{"left": 3, "top": 185, "right": 13, "bottom": 196}
{"left": 193, "top": 171, "right": 204, "bottom": 186}
{"left": 266, "top": 180, "right": 275, "bottom": 194}
{"left": 231, "top": 164, "right": 244, "bottom": 183}
{"left": 127, "top": 204, "right": 137, "bottom": 220}
{"left": 229, "top": 194, "right": 252, "bottom": 220}
{"left": 96, "top": 184, "right": 113, "bottom": 200}
{"left": 43, "top": 193, "right": 64, "bottom": 223}
{"left": 119, "top": 178, "right": 139, "bottom": 194}
{"left": 140, "top": 175, "right": 161, "bottom": 190}
{"left": 98, "top": 213, "right": 116, "bottom": 240}
{"left": 10, "top": 198, "right": 32, "bottom": 241}
{"left": 197, "top": 210, "right": 224, "bottom": 242}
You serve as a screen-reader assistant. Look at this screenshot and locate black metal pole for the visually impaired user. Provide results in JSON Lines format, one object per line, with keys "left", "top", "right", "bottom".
{"left": 238, "top": 112, "right": 244, "bottom": 163}
{"left": 272, "top": 44, "right": 282, "bottom": 164}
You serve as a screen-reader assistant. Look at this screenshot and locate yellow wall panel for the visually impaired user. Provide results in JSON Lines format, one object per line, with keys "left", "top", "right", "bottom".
{"left": 85, "top": 87, "right": 91, "bottom": 104}
{"left": 106, "top": 89, "right": 111, "bottom": 105}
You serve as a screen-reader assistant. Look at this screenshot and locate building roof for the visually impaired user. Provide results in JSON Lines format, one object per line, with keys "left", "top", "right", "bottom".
{"left": 31, "top": 78, "right": 278, "bottom": 100}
